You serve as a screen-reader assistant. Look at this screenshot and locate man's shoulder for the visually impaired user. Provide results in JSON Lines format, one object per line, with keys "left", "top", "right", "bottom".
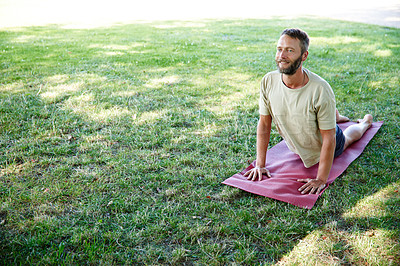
{"left": 261, "top": 70, "right": 280, "bottom": 85}
{"left": 306, "top": 69, "right": 331, "bottom": 88}
{"left": 263, "top": 70, "right": 280, "bottom": 79}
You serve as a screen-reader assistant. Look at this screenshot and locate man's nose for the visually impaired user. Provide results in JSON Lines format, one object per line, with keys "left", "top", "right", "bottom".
{"left": 279, "top": 50, "right": 288, "bottom": 58}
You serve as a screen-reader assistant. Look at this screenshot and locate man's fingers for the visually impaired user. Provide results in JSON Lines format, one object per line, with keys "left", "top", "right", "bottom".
{"left": 300, "top": 187, "right": 310, "bottom": 194}
{"left": 317, "top": 184, "right": 326, "bottom": 194}
{"left": 245, "top": 172, "right": 252, "bottom": 178}
{"left": 299, "top": 180, "right": 314, "bottom": 194}
{"left": 246, "top": 170, "right": 254, "bottom": 180}
{"left": 309, "top": 187, "right": 318, "bottom": 194}
{"left": 298, "top": 180, "right": 311, "bottom": 191}
{"left": 266, "top": 169, "right": 271, "bottom": 178}
{"left": 244, "top": 169, "right": 254, "bottom": 177}
{"left": 298, "top": 180, "right": 327, "bottom": 194}
{"left": 310, "top": 184, "right": 325, "bottom": 194}
{"left": 300, "top": 185, "right": 312, "bottom": 194}
{"left": 245, "top": 169, "right": 254, "bottom": 179}
{"left": 252, "top": 170, "right": 260, "bottom": 181}
{"left": 248, "top": 170, "right": 256, "bottom": 181}
{"left": 297, "top": 178, "right": 311, "bottom": 183}
{"left": 258, "top": 169, "right": 263, "bottom": 181}
{"left": 298, "top": 183, "right": 308, "bottom": 192}
{"left": 245, "top": 167, "right": 271, "bottom": 181}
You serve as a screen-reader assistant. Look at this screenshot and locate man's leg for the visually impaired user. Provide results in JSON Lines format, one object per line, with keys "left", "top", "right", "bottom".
{"left": 336, "top": 109, "right": 350, "bottom": 123}
{"left": 343, "top": 114, "right": 373, "bottom": 150}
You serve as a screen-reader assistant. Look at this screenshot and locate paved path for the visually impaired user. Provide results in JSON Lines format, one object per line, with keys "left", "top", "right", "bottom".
{"left": 0, "top": 0, "right": 399, "bottom": 28}
{"left": 317, "top": 2, "right": 400, "bottom": 28}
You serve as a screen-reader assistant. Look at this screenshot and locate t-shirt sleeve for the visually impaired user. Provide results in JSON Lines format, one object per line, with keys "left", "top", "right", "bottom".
{"left": 259, "top": 75, "right": 270, "bottom": 116}
{"left": 316, "top": 84, "right": 336, "bottom": 130}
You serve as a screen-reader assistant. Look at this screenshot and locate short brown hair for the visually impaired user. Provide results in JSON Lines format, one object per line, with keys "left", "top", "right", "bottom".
{"left": 281, "top": 28, "right": 309, "bottom": 54}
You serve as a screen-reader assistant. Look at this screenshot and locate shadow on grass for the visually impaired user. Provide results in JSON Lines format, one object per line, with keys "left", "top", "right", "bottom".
{"left": 0, "top": 18, "right": 399, "bottom": 264}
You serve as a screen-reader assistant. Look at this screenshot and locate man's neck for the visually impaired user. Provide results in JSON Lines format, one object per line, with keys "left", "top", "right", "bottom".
{"left": 282, "top": 67, "right": 308, "bottom": 89}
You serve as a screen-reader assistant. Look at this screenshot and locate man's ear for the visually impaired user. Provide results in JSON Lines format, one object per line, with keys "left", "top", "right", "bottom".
{"left": 302, "top": 51, "right": 309, "bottom": 61}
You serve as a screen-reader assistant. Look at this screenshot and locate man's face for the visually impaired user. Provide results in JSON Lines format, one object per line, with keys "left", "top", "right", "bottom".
{"left": 275, "top": 35, "right": 306, "bottom": 75}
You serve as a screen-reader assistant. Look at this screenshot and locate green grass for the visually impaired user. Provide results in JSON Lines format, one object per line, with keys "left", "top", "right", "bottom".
{"left": 0, "top": 18, "right": 399, "bottom": 265}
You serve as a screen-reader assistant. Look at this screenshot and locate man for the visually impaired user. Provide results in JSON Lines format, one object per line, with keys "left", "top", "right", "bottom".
{"left": 244, "top": 28, "right": 373, "bottom": 194}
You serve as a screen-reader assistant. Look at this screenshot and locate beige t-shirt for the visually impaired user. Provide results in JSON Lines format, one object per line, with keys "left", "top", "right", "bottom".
{"left": 259, "top": 69, "right": 336, "bottom": 168}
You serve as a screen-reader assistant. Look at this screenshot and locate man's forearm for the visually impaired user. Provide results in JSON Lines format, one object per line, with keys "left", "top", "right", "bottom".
{"left": 244, "top": 115, "right": 272, "bottom": 181}
{"left": 317, "top": 129, "right": 336, "bottom": 182}
{"left": 256, "top": 135, "right": 269, "bottom": 167}
{"left": 255, "top": 116, "right": 272, "bottom": 167}
{"left": 298, "top": 128, "right": 336, "bottom": 194}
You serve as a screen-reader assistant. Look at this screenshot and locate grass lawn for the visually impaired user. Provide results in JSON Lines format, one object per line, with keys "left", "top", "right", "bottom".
{"left": 0, "top": 18, "right": 399, "bottom": 264}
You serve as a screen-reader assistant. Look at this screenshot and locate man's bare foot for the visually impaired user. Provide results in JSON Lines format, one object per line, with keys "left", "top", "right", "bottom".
{"left": 336, "top": 109, "right": 350, "bottom": 123}
{"left": 357, "top": 114, "right": 373, "bottom": 128}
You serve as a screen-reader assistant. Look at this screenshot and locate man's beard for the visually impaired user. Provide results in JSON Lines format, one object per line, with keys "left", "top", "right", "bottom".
{"left": 276, "top": 55, "right": 303, "bottom": 75}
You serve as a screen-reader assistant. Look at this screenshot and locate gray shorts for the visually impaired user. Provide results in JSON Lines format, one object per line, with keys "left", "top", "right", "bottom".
{"left": 334, "top": 125, "right": 346, "bottom": 158}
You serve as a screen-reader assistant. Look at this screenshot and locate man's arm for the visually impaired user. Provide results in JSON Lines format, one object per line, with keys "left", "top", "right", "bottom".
{"left": 244, "top": 114, "right": 272, "bottom": 181}
{"left": 298, "top": 128, "right": 336, "bottom": 194}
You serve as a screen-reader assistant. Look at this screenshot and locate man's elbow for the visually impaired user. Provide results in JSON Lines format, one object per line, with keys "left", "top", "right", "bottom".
{"left": 321, "top": 128, "right": 336, "bottom": 147}
{"left": 258, "top": 115, "right": 271, "bottom": 130}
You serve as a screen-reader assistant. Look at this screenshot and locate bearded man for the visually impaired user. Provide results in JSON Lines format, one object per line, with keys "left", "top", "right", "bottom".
{"left": 244, "top": 28, "right": 373, "bottom": 194}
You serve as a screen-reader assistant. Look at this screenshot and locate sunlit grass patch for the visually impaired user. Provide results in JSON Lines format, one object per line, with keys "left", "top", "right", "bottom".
{"left": 343, "top": 181, "right": 400, "bottom": 219}
{"left": 0, "top": 81, "right": 25, "bottom": 93}
{"left": 349, "top": 229, "right": 400, "bottom": 265}
{"left": 311, "top": 36, "right": 361, "bottom": 45}
{"left": 40, "top": 82, "right": 82, "bottom": 103}
{"left": 279, "top": 224, "right": 399, "bottom": 265}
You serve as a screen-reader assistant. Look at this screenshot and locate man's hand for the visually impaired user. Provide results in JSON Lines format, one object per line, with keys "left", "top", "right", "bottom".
{"left": 244, "top": 166, "right": 271, "bottom": 181}
{"left": 297, "top": 178, "right": 327, "bottom": 194}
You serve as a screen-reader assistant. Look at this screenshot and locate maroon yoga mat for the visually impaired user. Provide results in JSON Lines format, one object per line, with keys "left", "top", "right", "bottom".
{"left": 222, "top": 121, "right": 383, "bottom": 209}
